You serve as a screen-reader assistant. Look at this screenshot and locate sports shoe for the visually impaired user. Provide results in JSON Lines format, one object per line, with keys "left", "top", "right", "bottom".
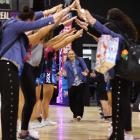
{"left": 17, "top": 120, "right": 21, "bottom": 132}
{"left": 40, "top": 119, "right": 57, "bottom": 127}
{"left": 71, "top": 118, "right": 77, "bottom": 122}
{"left": 76, "top": 116, "right": 82, "bottom": 121}
{"left": 29, "top": 120, "right": 42, "bottom": 129}
{"left": 125, "top": 133, "right": 134, "bottom": 140}
{"left": 18, "top": 130, "right": 39, "bottom": 140}
{"left": 29, "top": 130, "right": 39, "bottom": 139}
{"left": 104, "top": 116, "right": 112, "bottom": 122}
{"left": 108, "top": 125, "right": 112, "bottom": 137}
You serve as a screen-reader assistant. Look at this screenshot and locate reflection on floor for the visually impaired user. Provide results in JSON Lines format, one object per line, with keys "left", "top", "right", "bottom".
{"left": 34, "top": 106, "right": 140, "bottom": 140}
{"left": 0, "top": 105, "right": 140, "bottom": 140}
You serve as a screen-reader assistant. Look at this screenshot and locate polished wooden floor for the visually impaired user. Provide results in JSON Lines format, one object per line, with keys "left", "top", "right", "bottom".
{"left": 1, "top": 95, "right": 140, "bottom": 140}
{"left": 0, "top": 104, "right": 140, "bottom": 139}
{"left": 31, "top": 105, "right": 140, "bottom": 140}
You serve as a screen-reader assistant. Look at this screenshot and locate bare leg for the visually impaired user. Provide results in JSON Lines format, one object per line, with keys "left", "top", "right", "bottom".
{"left": 41, "top": 84, "right": 54, "bottom": 120}
{"left": 100, "top": 100, "right": 112, "bottom": 117}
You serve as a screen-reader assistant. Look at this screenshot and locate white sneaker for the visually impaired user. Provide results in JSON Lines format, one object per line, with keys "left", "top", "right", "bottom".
{"left": 107, "top": 125, "right": 112, "bottom": 137}
{"left": 30, "top": 120, "right": 42, "bottom": 129}
{"left": 18, "top": 130, "right": 39, "bottom": 140}
{"left": 17, "top": 120, "right": 21, "bottom": 132}
{"left": 125, "top": 133, "right": 134, "bottom": 140}
{"left": 29, "top": 130, "right": 39, "bottom": 139}
{"left": 77, "top": 116, "right": 82, "bottom": 121}
{"left": 41, "top": 119, "right": 57, "bottom": 127}
{"left": 71, "top": 118, "right": 77, "bottom": 122}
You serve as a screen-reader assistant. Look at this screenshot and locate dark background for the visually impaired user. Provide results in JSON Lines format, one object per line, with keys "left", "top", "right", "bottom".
{"left": 33, "top": 0, "right": 140, "bottom": 56}
{"left": 1, "top": 0, "right": 139, "bottom": 55}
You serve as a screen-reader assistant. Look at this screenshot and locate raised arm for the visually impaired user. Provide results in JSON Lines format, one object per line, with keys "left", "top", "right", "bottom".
{"left": 34, "top": 11, "right": 44, "bottom": 20}
{"left": 86, "top": 10, "right": 124, "bottom": 40}
{"left": 47, "top": 33, "right": 71, "bottom": 47}
{"left": 61, "top": 16, "right": 77, "bottom": 26}
{"left": 51, "top": 29, "right": 83, "bottom": 51}
{"left": 12, "top": 2, "right": 76, "bottom": 34}
{"left": 34, "top": 4, "right": 63, "bottom": 20}
{"left": 27, "top": 24, "right": 55, "bottom": 46}
{"left": 44, "top": 28, "right": 76, "bottom": 46}
{"left": 12, "top": 16, "right": 55, "bottom": 33}
{"left": 43, "top": 4, "right": 63, "bottom": 17}
{"left": 75, "top": 0, "right": 124, "bottom": 40}
{"left": 27, "top": 7, "right": 71, "bottom": 46}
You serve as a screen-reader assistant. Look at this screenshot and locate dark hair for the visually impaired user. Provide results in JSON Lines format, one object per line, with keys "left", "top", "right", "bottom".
{"left": 107, "top": 8, "right": 138, "bottom": 42}
{"left": 44, "top": 47, "right": 56, "bottom": 71}
{"left": 66, "top": 49, "right": 78, "bottom": 61}
{"left": 18, "top": 6, "right": 35, "bottom": 21}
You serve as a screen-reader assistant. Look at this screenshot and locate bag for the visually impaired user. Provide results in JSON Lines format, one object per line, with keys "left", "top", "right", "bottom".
{"left": 95, "top": 35, "right": 119, "bottom": 74}
{"left": 115, "top": 40, "right": 140, "bottom": 81}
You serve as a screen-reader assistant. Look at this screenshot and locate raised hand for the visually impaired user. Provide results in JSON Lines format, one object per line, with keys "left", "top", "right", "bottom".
{"left": 75, "top": 0, "right": 81, "bottom": 9}
{"left": 62, "top": 16, "right": 77, "bottom": 26}
{"left": 49, "top": 4, "right": 63, "bottom": 13}
{"left": 69, "top": 0, "right": 77, "bottom": 10}
{"left": 56, "top": 4, "right": 63, "bottom": 12}
{"left": 75, "top": 18, "right": 88, "bottom": 31}
{"left": 61, "top": 13, "right": 73, "bottom": 23}
{"left": 68, "top": 28, "right": 77, "bottom": 36}
{"left": 75, "top": 29, "right": 83, "bottom": 38}
{"left": 85, "top": 10, "right": 96, "bottom": 25}
{"left": 75, "top": 0, "right": 87, "bottom": 21}
{"left": 43, "top": 4, "right": 63, "bottom": 16}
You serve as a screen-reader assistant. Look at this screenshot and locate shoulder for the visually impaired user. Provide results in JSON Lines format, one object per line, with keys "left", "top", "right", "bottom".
{"left": 3, "top": 18, "right": 18, "bottom": 27}
{"left": 105, "top": 21, "right": 125, "bottom": 39}
{"left": 105, "top": 22, "right": 121, "bottom": 34}
{"left": 76, "top": 57, "right": 83, "bottom": 61}
{"left": 64, "top": 60, "right": 70, "bottom": 66}
{"left": 76, "top": 57, "right": 84, "bottom": 63}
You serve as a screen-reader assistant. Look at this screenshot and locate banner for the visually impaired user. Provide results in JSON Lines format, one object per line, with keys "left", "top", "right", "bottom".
{"left": 57, "top": 24, "right": 72, "bottom": 105}
{"left": 0, "top": 10, "right": 17, "bottom": 20}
